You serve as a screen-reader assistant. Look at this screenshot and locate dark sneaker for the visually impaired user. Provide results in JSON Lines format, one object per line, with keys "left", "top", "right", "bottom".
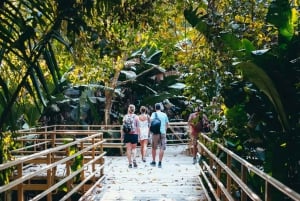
{"left": 128, "top": 164, "right": 133, "bottom": 168}
{"left": 133, "top": 160, "right": 137, "bottom": 168}
{"left": 193, "top": 157, "right": 197, "bottom": 164}
{"left": 150, "top": 161, "right": 156, "bottom": 167}
{"left": 158, "top": 162, "right": 162, "bottom": 168}
{"left": 142, "top": 158, "right": 146, "bottom": 163}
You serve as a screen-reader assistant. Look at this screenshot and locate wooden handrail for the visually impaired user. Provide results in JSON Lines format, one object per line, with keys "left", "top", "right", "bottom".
{"left": 199, "top": 140, "right": 261, "bottom": 201}
{"left": 1, "top": 131, "right": 105, "bottom": 201}
{"left": 0, "top": 133, "right": 101, "bottom": 171}
{"left": 7, "top": 122, "right": 299, "bottom": 201}
{"left": 198, "top": 133, "right": 300, "bottom": 201}
{"left": 1, "top": 122, "right": 189, "bottom": 200}
{"left": 30, "top": 153, "right": 106, "bottom": 201}
{"left": 11, "top": 141, "right": 49, "bottom": 152}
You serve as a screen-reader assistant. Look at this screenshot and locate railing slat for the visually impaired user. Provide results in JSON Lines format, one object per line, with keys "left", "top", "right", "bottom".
{"left": 2, "top": 123, "right": 299, "bottom": 201}
{"left": 198, "top": 133, "right": 300, "bottom": 201}
{"left": 1, "top": 130, "right": 106, "bottom": 201}
{"left": 198, "top": 139, "right": 262, "bottom": 201}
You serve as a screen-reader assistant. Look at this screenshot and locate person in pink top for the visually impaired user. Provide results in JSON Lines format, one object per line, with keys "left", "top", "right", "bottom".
{"left": 188, "top": 106, "right": 209, "bottom": 164}
{"left": 121, "top": 104, "right": 140, "bottom": 168}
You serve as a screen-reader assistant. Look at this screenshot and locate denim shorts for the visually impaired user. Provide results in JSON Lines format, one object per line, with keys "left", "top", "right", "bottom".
{"left": 124, "top": 133, "right": 138, "bottom": 144}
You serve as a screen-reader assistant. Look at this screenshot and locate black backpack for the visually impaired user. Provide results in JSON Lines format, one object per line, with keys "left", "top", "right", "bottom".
{"left": 150, "top": 112, "right": 161, "bottom": 134}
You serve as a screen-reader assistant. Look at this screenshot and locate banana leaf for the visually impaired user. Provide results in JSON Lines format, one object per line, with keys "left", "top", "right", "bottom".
{"left": 238, "top": 62, "right": 289, "bottom": 132}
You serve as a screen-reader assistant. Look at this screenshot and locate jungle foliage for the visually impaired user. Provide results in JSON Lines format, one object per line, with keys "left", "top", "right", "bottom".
{"left": 0, "top": 0, "right": 299, "bottom": 199}
{"left": 184, "top": 0, "right": 299, "bottom": 199}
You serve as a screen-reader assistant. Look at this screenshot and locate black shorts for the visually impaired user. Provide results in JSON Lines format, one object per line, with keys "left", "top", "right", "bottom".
{"left": 124, "top": 133, "right": 138, "bottom": 144}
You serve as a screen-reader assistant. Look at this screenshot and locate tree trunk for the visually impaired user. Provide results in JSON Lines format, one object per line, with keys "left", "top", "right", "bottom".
{"left": 104, "top": 90, "right": 113, "bottom": 125}
{"left": 104, "top": 69, "right": 121, "bottom": 125}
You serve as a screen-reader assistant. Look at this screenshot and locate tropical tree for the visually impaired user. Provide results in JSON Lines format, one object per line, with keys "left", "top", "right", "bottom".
{"left": 58, "top": 0, "right": 202, "bottom": 124}
{"left": 183, "top": 0, "right": 299, "bottom": 198}
{"left": 0, "top": 0, "right": 101, "bottom": 190}
{"left": 0, "top": 0, "right": 198, "bottom": 129}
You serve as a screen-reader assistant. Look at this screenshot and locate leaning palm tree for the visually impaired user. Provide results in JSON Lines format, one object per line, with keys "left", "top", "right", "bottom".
{"left": 0, "top": 1, "right": 99, "bottom": 190}
{"left": 0, "top": 0, "right": 95, "bottom": 131}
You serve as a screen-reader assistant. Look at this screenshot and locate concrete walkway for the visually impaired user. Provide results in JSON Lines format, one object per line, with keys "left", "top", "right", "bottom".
{"left": 89, "top": 145, "right": 207, "bottom": 201}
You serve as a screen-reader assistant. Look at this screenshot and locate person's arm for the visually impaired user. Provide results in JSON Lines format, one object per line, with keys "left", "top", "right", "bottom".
{"left": 202, "top": 113, "right": 209, "bottom": 123}
{"left": 188, "top": 113, "right": 193, "bottom": 126}
{"left": 150, "top": 113, "right": 154, "bottom": 122}
{"left": 135, "top": 115, "right": 140, "bottom": 135}
{"left": 165, "top": 113, "right": 169, "bottom": 133}
{"left": 121, "top": 115, "right": 125, "bottom": 141}
{"left": 147, "top": 115, "right": 151, "bottom": 126}
{"left": 147, "top": 115, "right": 151, "bottom": 135}
{"left": 187, "top": 113, "right": 195, "bottom": 135}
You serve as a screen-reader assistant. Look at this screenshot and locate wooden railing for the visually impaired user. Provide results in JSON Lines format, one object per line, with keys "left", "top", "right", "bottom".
{"left": 0, "top": 130, "right": 105, "bottom": 201}
{"left": 5, "top": 123, "right": 299, "bottom": 201}
{"left": 197, "top": 133, "right": 300, "bottom": 201}
{"left": 0, "top": 122, "right": 188, "bottom": 201}
{"left": 32, "top": 123, "right": 189, "bottom": 155}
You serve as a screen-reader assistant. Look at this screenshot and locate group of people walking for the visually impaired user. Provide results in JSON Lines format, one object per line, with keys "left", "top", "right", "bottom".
{"left": 121, "top": 102, "right": 210, "bottom": 168}
{"left": 121, "top": 103, "right": 169, "bottom": 168}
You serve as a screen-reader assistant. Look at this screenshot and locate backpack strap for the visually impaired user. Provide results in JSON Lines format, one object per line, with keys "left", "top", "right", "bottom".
{"left": 147, "top": 115, "right": 151, "bottom": 127}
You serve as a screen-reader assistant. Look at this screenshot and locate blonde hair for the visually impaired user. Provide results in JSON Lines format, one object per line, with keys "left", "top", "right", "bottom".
{"left": 140, "top": 106, "right": 148, "bottom": 114}
{"left": 128, "top": 104, "right": 135, "bottom": 113}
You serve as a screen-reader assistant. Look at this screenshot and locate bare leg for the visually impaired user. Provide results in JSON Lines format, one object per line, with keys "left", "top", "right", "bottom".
{"left": 193, "top": 143, "right": 198, "bottom": 158}
{"left": 132, "top": 144, "right": 138, "bottom": 167}
{"left": 132, "top": 144, "right": 137, "bottom": 161}
{"left": 192, "top": 135, "right": 198, "bottom": 164}
{"left": 159, "top": 149, "right": 164, "bottom": 161}
{"left": 126, "top": 143, "right": 132, "bottom": 164}
{"left": 140, "top": 139, "right": 145, "bottom": 159}
{"left": 140, "top": 140, "right": 142, "bottom": 158}
{"left": 158, "top": 136, "right": 165, "bottom": 162}
{"left": 151, "top": 135, "right": 158, "bottom": 165}
{"left": 152, "top": 147, "right": 156, "bottom": 161}
{"left": 143, "top": 139, "right": 148, "bottom": 158}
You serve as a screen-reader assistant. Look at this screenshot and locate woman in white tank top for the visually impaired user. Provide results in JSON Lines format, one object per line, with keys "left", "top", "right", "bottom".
{"left": 138, "top": 106, "right": 150, "bottom": 162}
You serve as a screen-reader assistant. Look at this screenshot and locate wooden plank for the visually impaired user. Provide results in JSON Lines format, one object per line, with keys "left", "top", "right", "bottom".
{"left": 92, "top": 145, "right": 208, "bottom": 201}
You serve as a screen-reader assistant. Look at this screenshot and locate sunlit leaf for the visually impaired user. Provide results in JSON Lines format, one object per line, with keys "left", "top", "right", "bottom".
{"left": 220, "top": 33, "right": 242, "bottom": 51}
{"left": 241, "top": 39, "right": 255, "bottom": 54}
{"left": 251, "top": 49, "right": 270, "bottom": 56}
{"left": 120, "top": 70, "right": 137, "bottom": 80}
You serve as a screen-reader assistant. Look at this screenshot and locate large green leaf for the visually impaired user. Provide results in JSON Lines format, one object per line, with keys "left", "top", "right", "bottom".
{"left": 24, "top": 80, "right": 42, "bottom": 115}
{"left": 32, "top": 63, "right": 52, "bottom": 101}
{"left": 43, "top": 46, "right": 60, "bottom": 91}
{"left": 238, "top": 62, "right": 289, "bottom": 131}
{"left": 183, "top": 6, "right": 201, "bottom": 27}
{"left": 220, "top": 32, "right": 243, "bottom": 51}
{"left": 266, "top": 0, "right": 295, "bottom": 42}
{"left": 29, "top": 67, "right": 47, "bottom": 107}
{"left": 241, "top": 39, "right": 256, "bottom": 57}
{"left": 184, "top": 6, "right": 208, "bottom": 35}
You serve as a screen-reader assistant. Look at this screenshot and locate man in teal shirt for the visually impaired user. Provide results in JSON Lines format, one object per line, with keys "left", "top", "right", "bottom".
{"left": 150, "top": 103, "right": 169, "bottom": 168}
